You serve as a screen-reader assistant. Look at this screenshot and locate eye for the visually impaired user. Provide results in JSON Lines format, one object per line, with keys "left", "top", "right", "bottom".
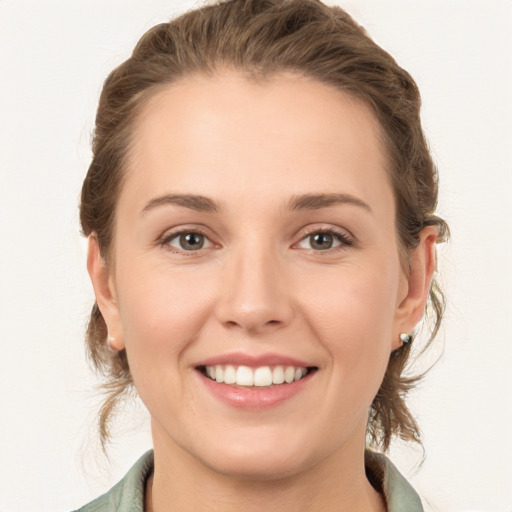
{"left": 296, "top": 230, "right": 352, "bottom": 251}
{"left": 163, "top": 231, "right": 213, "bottom": 252}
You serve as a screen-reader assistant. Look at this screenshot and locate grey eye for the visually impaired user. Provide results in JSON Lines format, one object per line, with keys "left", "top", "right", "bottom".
{"left": 178, "top": 233, "right": 205, "bottom": 250}
{"left": 309, "top": 233, "right": 335, "bottom": 250}
{"left": 297, "top": 231, "right": 347, "bottom": 251}
{"left": 166, "top": 232, "right": 212, "bottom": 251}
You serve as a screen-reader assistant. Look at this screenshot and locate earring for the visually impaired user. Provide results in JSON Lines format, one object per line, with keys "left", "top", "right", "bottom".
{"left": 399, "top": 333, "right": 412, "bottom": 345}
{"left": 107, "top": 334, "right": 116, "bottom": 349}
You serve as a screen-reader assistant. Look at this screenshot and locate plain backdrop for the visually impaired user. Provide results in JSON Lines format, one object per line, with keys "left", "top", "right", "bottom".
{"left": 0, "top": 1, "right": 511, "bottom": 511}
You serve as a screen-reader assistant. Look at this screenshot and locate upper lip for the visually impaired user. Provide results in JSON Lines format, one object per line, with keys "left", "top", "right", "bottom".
{"left": 195, "top": 352, "right": 315, "bottom": 368}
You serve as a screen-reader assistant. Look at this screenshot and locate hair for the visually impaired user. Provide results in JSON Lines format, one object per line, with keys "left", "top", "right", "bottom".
{"left": 80, "top": 0, "right": 449, "bottom": 451}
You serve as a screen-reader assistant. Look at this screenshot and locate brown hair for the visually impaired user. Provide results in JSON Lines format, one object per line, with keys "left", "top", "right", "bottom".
{"left": 80, "top": 0, "right": 448, "bottom": 451}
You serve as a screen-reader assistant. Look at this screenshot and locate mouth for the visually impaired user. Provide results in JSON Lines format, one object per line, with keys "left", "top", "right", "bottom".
{"left": 197, "top": 364, "right": 318, "bottom": 388}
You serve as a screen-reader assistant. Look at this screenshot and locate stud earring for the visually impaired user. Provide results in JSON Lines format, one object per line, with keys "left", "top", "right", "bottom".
{"left": 399, "top": 333, "right": 412, "bottom": 345}
{"left": 107, "top": 334, "right": 116, "bottom": 349}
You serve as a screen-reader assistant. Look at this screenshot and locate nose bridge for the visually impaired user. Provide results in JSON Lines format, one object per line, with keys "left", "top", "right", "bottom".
{"left": 216, "top": 236, "right": 293, "bottom": 333}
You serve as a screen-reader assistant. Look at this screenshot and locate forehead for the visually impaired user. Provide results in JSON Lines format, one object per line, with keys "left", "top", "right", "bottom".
{"left": 121, "top": 71, "right": 393, "bottom": 216}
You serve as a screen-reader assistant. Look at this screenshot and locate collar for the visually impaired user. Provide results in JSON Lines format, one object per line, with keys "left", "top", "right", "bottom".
{"left": 75, "top": 449, "right": 423, "bottom": 511}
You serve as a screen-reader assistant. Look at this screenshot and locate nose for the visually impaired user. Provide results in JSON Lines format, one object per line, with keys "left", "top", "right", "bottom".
{"left": 214, "top": 244, "right": 295, "bottom": 335}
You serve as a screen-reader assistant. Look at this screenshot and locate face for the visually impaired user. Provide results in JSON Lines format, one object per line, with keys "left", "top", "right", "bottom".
{"left": 90, "top": 71, "right": 431, "bottom": 479}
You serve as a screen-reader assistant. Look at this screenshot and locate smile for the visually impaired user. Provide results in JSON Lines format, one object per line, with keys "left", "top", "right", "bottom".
{"left": 200, "top": 364, "right": 312, "bottom": 387}
{"left": 194, "top": 354, "right": 318, "bottom": 409}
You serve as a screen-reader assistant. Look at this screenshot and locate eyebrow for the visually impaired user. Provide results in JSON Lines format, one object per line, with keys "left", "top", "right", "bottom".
{"left": 141, "top": 194, "right": 221, "bottom": 215}
{"left": 140, "top": 192, "right": 372, "bottom": 216}
{"left": 288, "top": 193, "right": 372, "bottom": 213}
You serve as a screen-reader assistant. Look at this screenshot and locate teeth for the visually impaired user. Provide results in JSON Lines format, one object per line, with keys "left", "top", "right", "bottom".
{"left": 236, "top": 366, "right": 254, "bottom": 386}
{"left": 272, "top": 366, "right": 285, "bottom": 384}
{"left": 284, "top": 366, "right": 295, "bottom": 383}
{"left": 254, "top": 367, "right": 272, "bottom": 387}
{"left": 204, "top": 364, "right": 309, "bottom": 387}
{"left": 224, "top": 365, "right": 236, "bottom": 384}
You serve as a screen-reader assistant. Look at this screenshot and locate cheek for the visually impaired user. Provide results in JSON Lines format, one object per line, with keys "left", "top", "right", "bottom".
{"left": 113, "top": 262, "right": 220, "bottom": 419}
{"left": 296, "top": 257, "right": 400, "bottom": 383}
{"left": 299, "top": 256, "right": 399, "bottom": 332}
{"left": 114, "top": 261, "right": 217, "bottom": 366}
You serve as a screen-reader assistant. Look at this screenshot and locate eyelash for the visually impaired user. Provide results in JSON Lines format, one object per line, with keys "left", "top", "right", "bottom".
{"left": 294, "top": 228, "right": 353, "bottom": 253}
{"left": 158, "top": 227, "right": 353, "bottom": 255}
{"left": 159, "top": 228, "right": 214, "bottom": 254}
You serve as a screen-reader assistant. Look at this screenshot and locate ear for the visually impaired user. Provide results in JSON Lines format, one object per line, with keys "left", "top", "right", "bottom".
{"left": 392, "top": 226, "right": 439, "bottom": 350}
{"left": 87, "top": 235, "right": 125, "bottom": 351}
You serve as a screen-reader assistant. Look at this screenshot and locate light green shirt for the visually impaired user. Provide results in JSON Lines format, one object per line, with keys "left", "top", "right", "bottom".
{"left": 74, "top": 450, "right": 423, "bottom": 511}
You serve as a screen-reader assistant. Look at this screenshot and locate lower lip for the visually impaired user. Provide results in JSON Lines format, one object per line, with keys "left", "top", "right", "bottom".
{"left": 197, "top": 370, "right": 314, "bottom": 410}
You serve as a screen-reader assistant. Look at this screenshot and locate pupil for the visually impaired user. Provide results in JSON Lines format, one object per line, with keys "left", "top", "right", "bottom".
{"left": 311, "top": 233, "right": 333, "bottom": 250}
{"left": 180, "top": 233, "right": 204, "bottom": 250}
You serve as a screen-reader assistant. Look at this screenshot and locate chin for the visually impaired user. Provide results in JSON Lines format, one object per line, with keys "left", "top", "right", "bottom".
{"left": 204, "top": 448, "right": 310, "bottom": 481}
{"left": 183, "top": 428, "right": 315, "bottom": 481}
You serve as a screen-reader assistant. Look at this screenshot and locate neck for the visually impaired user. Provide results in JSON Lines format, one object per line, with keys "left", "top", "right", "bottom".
{"left": 146, "top": 426, "right": 385, "bottom": 512}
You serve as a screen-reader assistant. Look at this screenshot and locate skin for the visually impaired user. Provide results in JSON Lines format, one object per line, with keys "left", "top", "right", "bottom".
{"left": 88, "top": 71, "right": 437, "bottom": 512}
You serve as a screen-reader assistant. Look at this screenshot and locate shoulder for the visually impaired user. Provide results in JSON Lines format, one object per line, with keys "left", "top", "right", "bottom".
{"left": 72, "top": 450, "right": 154, "bottom": 512}
{"left": 365, "top": 451, "right": 424, "bottom": 512}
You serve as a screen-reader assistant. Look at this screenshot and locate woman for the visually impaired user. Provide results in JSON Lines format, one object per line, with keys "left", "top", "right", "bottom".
{"left": 77, "top": 0, "right": 448, "bottom": 510}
